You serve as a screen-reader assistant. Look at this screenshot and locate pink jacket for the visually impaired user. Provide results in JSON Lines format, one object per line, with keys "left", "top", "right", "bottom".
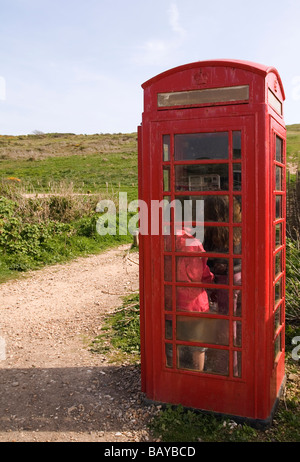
{"left": 176, "top": 230, "right": 214, "bottom": 312}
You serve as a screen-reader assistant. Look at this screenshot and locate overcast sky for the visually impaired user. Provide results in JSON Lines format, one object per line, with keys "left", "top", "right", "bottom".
{"left": 0, "top": 0, "right": 299, "bottom": 135}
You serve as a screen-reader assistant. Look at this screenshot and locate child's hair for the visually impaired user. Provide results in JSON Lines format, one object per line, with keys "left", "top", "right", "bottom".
{"left": 204, "top": 196, "right": 229, "bottom": 252}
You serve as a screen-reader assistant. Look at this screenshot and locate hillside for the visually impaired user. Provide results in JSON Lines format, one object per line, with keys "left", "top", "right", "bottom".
{"left": 0, "top": 126, "right": 299, "bottom": 197}
{"left": 287, "top": 124, "right": 300, "bottom": 169}
{"left": 0, "top": 132, "right": 138, "bottom": 199}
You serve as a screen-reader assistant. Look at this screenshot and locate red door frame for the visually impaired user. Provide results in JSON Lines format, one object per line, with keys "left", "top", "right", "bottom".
{"left": 141, "top": 114, "right": 258, "bottom": 418}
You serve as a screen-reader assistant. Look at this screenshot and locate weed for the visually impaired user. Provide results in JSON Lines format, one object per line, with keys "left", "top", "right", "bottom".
{"left": 89, "top": 293, "right": 140, "bottom": 364}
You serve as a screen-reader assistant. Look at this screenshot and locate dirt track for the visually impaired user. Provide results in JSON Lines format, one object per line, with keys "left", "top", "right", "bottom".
{"left": 0, "top": 245, "right": 157, "bottom": 442}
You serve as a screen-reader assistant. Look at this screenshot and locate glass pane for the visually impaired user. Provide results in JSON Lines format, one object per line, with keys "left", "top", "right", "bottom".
{"left": 275, "top": 223, "right": 282, "bottom": 248}
{"left": 162, "top": 196, "right": 171, "bottom": 222}
{"left": 163, "top": 135, "right": 170, "bottom": 161}
{"left": 233, "top": 196, "right": 242, "bottom": 223}
{"left": 276, "top": 136, "right": 283, "bottom": 163}
{"left": 176, "top": 256, "right": 228, "bottom": 284}
{"left": 203, "top": 226, "right": 229, "bottom": 253}
{"left": 233, "top": 228, "right": 242, "bottom": 254}
{"left": 163, "top": 167, "right": 170, "bottom": 191}
{"left": 176, "top": 255, "right": 214, "bottom": 284}
{"left": 233, "top": 351, "right": 242, "bottom": 377}
{"left": 274, "top": 305, "right": 281, "bottom": 332}
{"left": 164, "top": 226, "right": 172, "bottom": 251}
{"left": 164, "top": 256, "right": 172, "bottom": 282}
{"left": 175, "top": 195, "right": 229, "bottom": 223}
{"left": 275, "top": 250, "right": 282, "bottom": 278}
{"left": 274, "top": 278, "right": 282, "bottom": 305}
{"left": 233, "top": 321, "right": 242, "bottom": 347}
{"left": 276, "top": 196, "right": 282, "bottom": 219}
{"left": 233, "top": 131, "right": 241, "bottom": 159}
{"left": 175, "top": 164, "right": 229, "bottom": 192}
{"left": 234, "top": 259, "right": 242, "bottom": 286}
{"left": 177, "top": 345, "right": 229, "bottom": 375}
{"left": 176, "top": 316, "right": 229, "bottom": 346}
{"left": 165, "top": 316, "right": 173, "bottom": 340}
{"left": 276, "top": 166, "right": 282, "bottom": 191}
{"left": 233, "top": 289, "right": 242, "bottom": 317}
{"left": 207, "top": 258, "right": 229, "bottom": 285}
{"left": 176, "top": 287, "right": 229, "bottom": 315}
{"left": 274, "top": 333, "right": 282, "bottom": 360}
{"left": 233, "top": 164, "right": 242, "bottom": 191}
{"left": 165, "top": 343, "right": 173, "bottom": 368}
{"left": 164, "top": 285, "right": 172, "bottom": 311}
{"left": 175, "top": 132, "right": 228, "bottom": 161}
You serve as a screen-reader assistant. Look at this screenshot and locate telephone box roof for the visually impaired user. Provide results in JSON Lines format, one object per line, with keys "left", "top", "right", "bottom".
{"left": 142, "top": 59, "right": 285, "bottom": 100}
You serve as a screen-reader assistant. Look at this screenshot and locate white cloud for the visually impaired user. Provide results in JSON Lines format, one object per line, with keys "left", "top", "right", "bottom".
{"left": 168, "top": 3, "right": 186, "bottom": 38}
{"left": 133, "top": 2, "right": 186, "bottom": 66}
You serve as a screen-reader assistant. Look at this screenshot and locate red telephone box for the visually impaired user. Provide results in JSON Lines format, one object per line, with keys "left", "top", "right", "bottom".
{"left": 138, "top": 60, "right": 286, "bottom": 426}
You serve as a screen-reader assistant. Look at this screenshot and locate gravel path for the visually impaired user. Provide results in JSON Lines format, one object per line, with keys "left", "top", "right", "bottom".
{"left": 0, "top": 245, "right": 157, "bottom": 442}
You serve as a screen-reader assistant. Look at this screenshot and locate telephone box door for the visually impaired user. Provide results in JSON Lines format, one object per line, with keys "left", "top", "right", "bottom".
{"left": 143, "top": 115, "right": 257, "bottom": 418}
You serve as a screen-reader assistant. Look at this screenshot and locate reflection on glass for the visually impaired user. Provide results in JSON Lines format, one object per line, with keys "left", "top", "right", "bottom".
{"left": 175, "top": 164, "right": 229, "bottom": 191}
{"left": 176, "top": 287, "right": 229, "bottom": 315}
{"left": 275, "top": 250, "right": 282, "bottom": 277}
{"left": 234, "top": 259, "right": 242, "bottom": 286}
{"left": 164, "top": 256, "right": 172, "bottom": 282}
{"left": 165, "top": 317, "right": 173, "bottom": 340}
{"left": 175, "top": 195, "right": 229, "bottom": 223}
{"left": 275, "top": 223, "right": 282, "bottom": 248}
{"left": 276, "top": 136, "right": 283, "bottom": 163}
{"left": 233, "top": 164, "right": 242, "bottom": 191}
{"left": 233, "top": 290, "right": 242, "bottom": 317}
{"left": 163, "top": 135, "right": 170, "bottom": 162}
{"left": 276, "top": 196, "right": 282, "bottom": 219}
{"left": 233, "top": 196, "right": 242, "bottom": 223}
{"left": 233, "top": 321, "right": 242, "bottom": 347}
{"left": 163, "top": 196, "right": 171, "bottom": 222}
{"left": 274, "top": 333, "right": 282, "bottom": 360}
{"left": 176, "top": 316, "right": 229, "bottom": 346}
{"left": 175, "top": 132, "right": 228, "bottom": 161}
{"left": 164, "top": 285, "right": 172, "bottom": 311}
{"left": 233, "top": 228, "right": 242, "bottom": 254}
{"left": 274, "top": 306, "right": 281, "bottom": 332}
{"left": 177, "top": 345, "right": 229, "bottom": 375}
{"left": 233, "top": 351, "right": 242, "bottom": 378}
{"left": 233, "top": 131, "right": 242, "bottom": 159}
{"left": 165, "top": 343, "right": 173, "bottom": 368}
{"left": 276, "top": 166, "right": 282, "bottom": 191}
{"left": 163, "top": 167, "right": 170, "bottom": 192}
{"left": 275, "top": 278, "right": 282, "bottom": 305}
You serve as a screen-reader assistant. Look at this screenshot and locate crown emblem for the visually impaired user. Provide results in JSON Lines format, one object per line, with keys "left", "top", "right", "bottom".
{"left": 193, "top": 70, "right": 209, "bottom": 86}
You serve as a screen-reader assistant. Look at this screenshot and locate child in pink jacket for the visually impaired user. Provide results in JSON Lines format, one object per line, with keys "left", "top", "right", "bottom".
{"left": 176, "top": 229, "right": 214, "bottom": 312}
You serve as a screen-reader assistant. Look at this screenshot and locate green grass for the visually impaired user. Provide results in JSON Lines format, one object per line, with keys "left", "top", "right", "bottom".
{"left": 0, "top": 194, "right": 134, "bottom": 283}
{"left": 0, "top": 150, "right": 138, "bottom": 201}
{"left": 0, "top": 132, "right": 139, "bottom": 282}
{"left": 287, "top": 124, "right": 300, "bottom": 167}
{"left": 89, "top": 292, "right": 140, "bottom": 364}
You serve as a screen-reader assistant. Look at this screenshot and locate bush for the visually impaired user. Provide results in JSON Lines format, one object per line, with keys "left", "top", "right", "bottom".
{"left": 285, "top": 238, "right": 300, "bottom": 323}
